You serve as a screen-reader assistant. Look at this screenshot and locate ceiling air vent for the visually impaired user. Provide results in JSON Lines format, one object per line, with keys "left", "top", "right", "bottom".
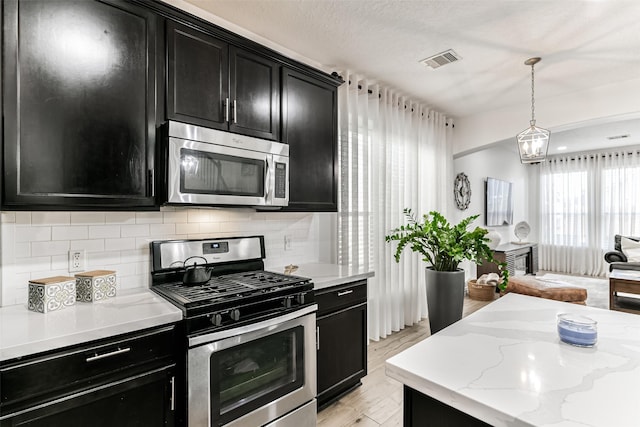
{"left": 607, "top": 134, "right": 630, "bottom": 140}
{"left": 420, "top": 49, "right": 462, "bottom": 69}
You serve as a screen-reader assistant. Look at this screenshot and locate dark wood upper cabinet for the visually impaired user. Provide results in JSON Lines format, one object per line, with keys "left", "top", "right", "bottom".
{"left": 2, "top": 0, "right": 159, "bottom": 209}
{"left": 282, "top": 68, "right": 339, "bottom": 212}
{"left": 166, "top": 20, "right": 228, "bottom": 130}
{"left": 167, "top": 22, "right": 279, "bottom": 140}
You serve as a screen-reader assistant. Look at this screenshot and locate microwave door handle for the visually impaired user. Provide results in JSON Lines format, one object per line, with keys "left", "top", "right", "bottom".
{"left": 265, "top": 157, "right": 272, "bottom": 201}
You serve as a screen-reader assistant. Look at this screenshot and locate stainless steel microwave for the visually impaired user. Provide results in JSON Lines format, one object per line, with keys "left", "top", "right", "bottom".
{"left": 166, "top": 121, "right": 289, "bottom": 207}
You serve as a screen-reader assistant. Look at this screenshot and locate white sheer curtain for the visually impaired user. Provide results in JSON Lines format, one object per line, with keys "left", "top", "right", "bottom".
{"left": 539, "top": 149, "right": 640, "bottom": 276}
{"left": 337, "top": 71, "right": 453, "bottom": 341}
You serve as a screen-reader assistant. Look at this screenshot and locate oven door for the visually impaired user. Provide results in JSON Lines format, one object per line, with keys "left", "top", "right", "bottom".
{"left": 168, "top": 136, "right": 287, "bottom": 207}
{"left": 187, "top": 306, "right": 317, "bottom": 427}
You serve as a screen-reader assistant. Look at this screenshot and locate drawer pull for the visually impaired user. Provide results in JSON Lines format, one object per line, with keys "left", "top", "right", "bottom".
{"left": 337, "top": 290, "right": 353, "bottom": 297}
{"left": 86, "top": 347, "right": 131, "bottom": 362}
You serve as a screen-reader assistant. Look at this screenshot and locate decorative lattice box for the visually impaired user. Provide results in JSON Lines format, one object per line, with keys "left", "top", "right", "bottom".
{"left": 75, "top": 270, "right": 117, "bottom": 302}
{"left": 28, "top": 276, "right": 77, "bottom": 313}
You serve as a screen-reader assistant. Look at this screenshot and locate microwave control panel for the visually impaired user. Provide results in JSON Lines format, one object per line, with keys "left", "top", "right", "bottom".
{"left": 275, "top": 163, "right": 287, "bottom": 199}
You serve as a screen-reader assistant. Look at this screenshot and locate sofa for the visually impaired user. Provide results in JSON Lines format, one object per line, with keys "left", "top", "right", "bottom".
{"left": 604, "top": 235, "right": 640, "bottom": 272}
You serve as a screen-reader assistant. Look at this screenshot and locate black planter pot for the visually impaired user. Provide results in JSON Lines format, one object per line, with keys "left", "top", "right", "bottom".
{"left": 425, "top": 267, "right": 466, "bottom": 334}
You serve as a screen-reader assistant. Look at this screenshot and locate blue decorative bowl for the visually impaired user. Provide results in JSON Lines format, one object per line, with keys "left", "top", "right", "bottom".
{"left": 557, "top": 313, "right": 597, "bottom": 347}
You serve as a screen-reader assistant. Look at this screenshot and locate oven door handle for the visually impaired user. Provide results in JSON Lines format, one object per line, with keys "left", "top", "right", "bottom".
{"left": 188, "top": 304, "right": 318, "bottom": 348}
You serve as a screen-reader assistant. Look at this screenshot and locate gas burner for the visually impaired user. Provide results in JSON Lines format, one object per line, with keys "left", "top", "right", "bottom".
{"left": 150, "top": 236, "right": 315, "bottom": 334}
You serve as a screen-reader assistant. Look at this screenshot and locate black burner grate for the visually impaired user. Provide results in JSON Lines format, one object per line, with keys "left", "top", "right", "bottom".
{"left": 154, "top": 270, "right": 310, "bottom": 307}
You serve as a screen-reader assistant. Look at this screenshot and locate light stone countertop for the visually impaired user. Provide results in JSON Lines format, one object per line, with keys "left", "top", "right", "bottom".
{"left": 269, "top": 262, "right": 374, "bottom": 291}
{"left": 0, "top": 289, "right": 182, "bottom": 362}
{"left": 386, "top": 293, "right": 640, "bottom": 427}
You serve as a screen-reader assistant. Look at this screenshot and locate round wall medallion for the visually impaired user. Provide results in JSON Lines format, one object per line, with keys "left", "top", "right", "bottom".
{"left": 454, "top": 172, "right": 471, "bottom": 210}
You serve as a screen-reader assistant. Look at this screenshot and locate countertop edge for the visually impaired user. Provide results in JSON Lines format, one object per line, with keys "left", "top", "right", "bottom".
{"left": 313, "top": 271, "right": 374, "bottom": 291}
{"left": 0, "top": 290, "right": 183, "bottom": 362}
{"left": 385, "top": 359, "right": 522, "bottom": 427}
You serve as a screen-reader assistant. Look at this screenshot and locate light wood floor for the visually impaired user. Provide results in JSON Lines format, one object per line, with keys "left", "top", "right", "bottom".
{"left": 317, "top": 296, "right": 494, "bottom": 427}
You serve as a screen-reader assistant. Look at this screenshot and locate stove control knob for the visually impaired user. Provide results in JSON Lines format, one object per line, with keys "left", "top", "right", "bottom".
{"left": 211, "top": 313, "right": 223, "bottom": 327}
{"left": 230, "top": 309, "right": 241, "bottom": 322}
{"left": 296, "top": 293, "right": 305, "bottom": 305}
{"left": 283, "top": 296, "right": 293, "bottom": 309}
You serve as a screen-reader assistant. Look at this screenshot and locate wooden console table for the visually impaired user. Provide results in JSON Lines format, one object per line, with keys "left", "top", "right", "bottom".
{"left": 477, "top": 242, "right": 538, "bottom": 277}
{"left": 609, "top": 270, "right": 640, "bottom": 314}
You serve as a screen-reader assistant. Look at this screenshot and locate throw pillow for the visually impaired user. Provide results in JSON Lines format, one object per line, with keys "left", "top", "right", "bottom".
{"left": 621, "top": 237, "right": 640, "bottom": 262}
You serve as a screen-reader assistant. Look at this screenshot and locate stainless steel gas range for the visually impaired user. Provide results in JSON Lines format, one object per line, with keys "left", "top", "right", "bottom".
{"left": 150, "top": 236, "right": 317, "bottom": 427}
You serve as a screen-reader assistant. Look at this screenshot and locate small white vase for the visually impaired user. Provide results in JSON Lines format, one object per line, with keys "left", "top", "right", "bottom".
{"left": 485, "top": 230, "right": 501, "bottom": 249}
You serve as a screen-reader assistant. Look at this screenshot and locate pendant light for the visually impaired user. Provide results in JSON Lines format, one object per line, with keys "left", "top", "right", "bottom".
{"left": 517, "top": 57, "right": 550, "bottom": 164}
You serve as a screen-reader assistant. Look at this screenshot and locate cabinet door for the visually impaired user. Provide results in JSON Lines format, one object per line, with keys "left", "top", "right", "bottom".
{"left": 166, "top": 20, "right": 229, "bottom": 130}
{"left": 0, "top": 366, "right": 175, "bottom": 427}
{"left": 316, "top": 303, "right": 367, "bottom": 407}
{"left": 2, "top": 0, "right": 158, "bottom": 209}
{"left": 282, "top": 68, "right": 338, "bottom": 211}
{"left": 229, "top": 47, "right": 279, "bottom": 140}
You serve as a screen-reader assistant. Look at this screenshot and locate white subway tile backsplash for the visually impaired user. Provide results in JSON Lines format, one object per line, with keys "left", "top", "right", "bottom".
{"left": 1, "top": 212, "right": 16, "bottom": 223}
{"left": 105, "top": 238, "right": 137, "bottom": 251}
{"left": 198, "top": 223, "right": 220, "bottom": 234}
{"left": 31, "top": 241, "right": 70, "bottom": 256}
{"left": 105, "top": 212, "right": 136, "bottom": 225}
{"left": 88, "top": 251, "right": 121, "bottom": 267}
{"left": 149, "top": 223, "right": 176, "bottom": 236}
{"left": 15, "top": 243, "right": 30, "bottom": 258}
{"left": 121, "top": 249, "right": 149, "bottom": 263}
{"left": 51, "top": 254, "right": 68, "bottom": 271}
{"left": 15, "top": 226, "right": 51, "bottom": 242}
{"left": 15, "top": 212, "right": 32, "bottom": 225}
{"left": 52, "top": 226, "right": 88, "bottom": 241}
{"left": 32, "top": 212, "right": 71, "bottom": 225}
{"left": 70, "top": 239, "right": 105, "bottom": 252}
{"left": 121, "top": 224, "right": 150, "bottom": 238}
{"left": 187, "top": 210, "right": 213, "bottom": 223}
{"left": 1, "top": 209, "right": 328, "bottom": 307}
{"left": 135, "top": 212, "right": 163, "bottom": 224}
{"left": 176, "top": 223, "right": 200, "bottom": 235}
{"left": 15, "top": 257, "right": 50, "bottom": 274}
{"left": 89, "top": 225, "right": 121, "bottom": 239}
{"left": 70, "top": 212, "right": 106, "bottom": 224}
{"left": 163, "top": 211, "right": 188, "bottom": 224}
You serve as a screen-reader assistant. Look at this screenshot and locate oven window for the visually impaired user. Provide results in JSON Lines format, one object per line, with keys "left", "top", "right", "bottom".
{"left": 210, "top": 326, "right": 304, "bottom": 426}
{"left": 180, "top": 148, "right": 265, "bottom": 197}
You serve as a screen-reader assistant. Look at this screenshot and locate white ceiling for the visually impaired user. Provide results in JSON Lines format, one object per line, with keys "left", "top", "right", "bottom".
{"left": 181, "top": 0, "right": 640, "bottom": 153}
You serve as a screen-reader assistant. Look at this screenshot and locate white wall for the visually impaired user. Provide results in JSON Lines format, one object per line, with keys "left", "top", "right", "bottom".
{"left": 453, "top": 144, "right": 531, "bottom": 279}
{"left": 0, "top": 208, "right": 336, "bottom": 307}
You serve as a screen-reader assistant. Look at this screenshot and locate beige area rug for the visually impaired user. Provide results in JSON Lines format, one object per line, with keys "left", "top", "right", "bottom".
{"left": 532, "top": 271, "right": 609, "bottom": 309}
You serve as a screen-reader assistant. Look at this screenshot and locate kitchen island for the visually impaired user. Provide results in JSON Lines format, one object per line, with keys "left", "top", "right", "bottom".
{"left": 386, "top": 293, "right": 640, "bottom": 427}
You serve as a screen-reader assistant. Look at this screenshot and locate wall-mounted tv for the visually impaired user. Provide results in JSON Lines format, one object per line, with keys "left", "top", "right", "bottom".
{"left": 485, "top": 177, "right": 514, "bottom": 226}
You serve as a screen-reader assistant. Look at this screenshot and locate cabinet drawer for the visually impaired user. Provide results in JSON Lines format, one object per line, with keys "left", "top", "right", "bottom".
{"left": 0, "top": 325, "right": 176, "bottom": 410}
{"left": 316, "top": 281, "right": 367, "bottom": 316}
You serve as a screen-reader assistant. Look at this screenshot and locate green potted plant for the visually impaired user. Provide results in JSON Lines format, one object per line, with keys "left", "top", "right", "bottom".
{"left": 385, "top": 209, "right": 508, "bottom": 333}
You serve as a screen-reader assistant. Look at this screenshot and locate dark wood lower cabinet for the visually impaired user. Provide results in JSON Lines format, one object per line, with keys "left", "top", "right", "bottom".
{"left": 316, "top": 280, "right": 368, "bottom": 409}
{"left": 403, "top": 386, "right": 491, "bottom": 427}
{"left": 1, "top": 366, "right": 174, "bottom": 427}
{"left": 0, "top": 325, "right": 177, "bottom": 426}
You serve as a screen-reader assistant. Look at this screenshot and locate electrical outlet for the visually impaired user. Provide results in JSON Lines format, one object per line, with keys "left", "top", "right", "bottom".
{"left": 69, "top": 250, "right": 85, "bottom": 273}
{"left": 284, "top": 235, "right": 293, "bottom": 251}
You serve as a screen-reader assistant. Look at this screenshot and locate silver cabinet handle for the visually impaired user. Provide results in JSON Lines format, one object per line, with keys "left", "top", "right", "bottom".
{"left": 233, "top": 99, "right": 237, "bottom": 124}
{"left": 86, "top": 347, "right": 131, "bottom": 362}
{"left": 337, "top": 290, "right": 353, "bottom": 297}
{"left": 224, "top": 98, "right": 230, "bottom": 122}
{"left": 316, "top": 326, "right": 320, "bottom": 351}
{"left": 170, "top": 376, "right": 175, "bottom": 411}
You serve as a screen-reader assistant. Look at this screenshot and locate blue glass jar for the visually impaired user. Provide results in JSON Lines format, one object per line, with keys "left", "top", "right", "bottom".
{"left": 557, "top": 313, "right": 597, "bottom": 347}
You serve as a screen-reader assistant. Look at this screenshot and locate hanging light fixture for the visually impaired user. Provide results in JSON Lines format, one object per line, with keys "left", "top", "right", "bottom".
{"left": 517, "top": 57, "right": 550, "bottom": 164}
